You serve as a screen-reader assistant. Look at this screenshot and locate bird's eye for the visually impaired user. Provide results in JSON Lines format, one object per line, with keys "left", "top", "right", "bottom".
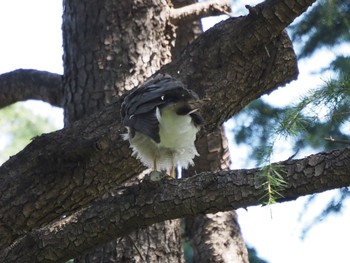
{"left": 161, "top": 95, "right": 165, "bottom": 100}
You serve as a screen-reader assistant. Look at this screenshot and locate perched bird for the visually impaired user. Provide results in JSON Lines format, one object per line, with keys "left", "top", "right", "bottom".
{"left": 121, "top": 74, "right": 204, "bottom": 178}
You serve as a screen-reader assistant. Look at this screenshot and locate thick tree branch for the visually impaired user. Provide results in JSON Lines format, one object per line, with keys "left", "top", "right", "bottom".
{"left": 0, "top": 0, "right": 316, "bottom": 252}
{"left": 170, "top": 0, "right": 231, "bottom": 23}
{"left": 0, "top": 102, "right": 144, "bottom": 249}
{"left": 0, "top": 69, "right": 64, "bottom": 108}
{"left": 2, "top": 147, "right": 349, "bottom": 262}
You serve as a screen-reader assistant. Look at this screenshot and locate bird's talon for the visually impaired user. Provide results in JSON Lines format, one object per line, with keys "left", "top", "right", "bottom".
{"left": 149, "top": 171, "right": 162, "bottom": 182}
{"left": 162, "top": 173, "right": 176, "bottom": 180}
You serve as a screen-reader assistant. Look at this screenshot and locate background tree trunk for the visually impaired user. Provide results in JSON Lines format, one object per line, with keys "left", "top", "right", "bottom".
{"left": 76, "top": 220, "right": 183, "bottom": 263}
{"left": 185, "top": 129, "right": 249, "bottom": 263}
{"left": 187, "top": 212, "right": 248, "bottom": 263}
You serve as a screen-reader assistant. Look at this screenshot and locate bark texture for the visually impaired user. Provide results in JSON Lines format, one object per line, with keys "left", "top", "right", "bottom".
{"left": 74, "top": 1, "right": 233, "bottom": 261}
{"left": 2, "top": 146, "right": 349, "bottom": 262}
{"left": 76, "top": 220, "right": 183, "bottom": 263}
{"left": 62, "top": 0, "right": 183, "bottom": 262}
{"left": 187, "top": 212, "right": 248, "bottom": 263}
{"left": 62, "top": 0, "right": 173, "bottom": 125}
{"left": 0, "top": 0, "right": 321, "bottom": 261}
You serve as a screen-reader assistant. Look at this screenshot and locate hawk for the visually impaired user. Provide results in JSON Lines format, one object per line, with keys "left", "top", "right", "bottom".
{"left": 121, "top": 74, "right": 204, "bottom": 178}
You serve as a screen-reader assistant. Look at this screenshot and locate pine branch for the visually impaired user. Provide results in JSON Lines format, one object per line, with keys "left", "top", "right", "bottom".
{"left": 324, "top": 137, "right": 350, "bottom": 145}
{"left": 239, "top": 72, "right": 350, "bottom": 201}
{"left": 0, "top": 69, "right": 63, "bottom": 108}
{"left": 2, "top": 147, "right": 349, "bottom": 262}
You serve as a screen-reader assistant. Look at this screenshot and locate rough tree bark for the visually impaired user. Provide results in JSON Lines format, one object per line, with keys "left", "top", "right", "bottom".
{"left": 2, "top": 146, "right": 350, "bottom": 262}
{"left": 187, "top": 211, "right": 248, "bottom": 263}
{"left": 2, "top": 0, "right": 343, "bottom": 262}
{"left": 62, "top": 0, "right": 173, "bottom": 124}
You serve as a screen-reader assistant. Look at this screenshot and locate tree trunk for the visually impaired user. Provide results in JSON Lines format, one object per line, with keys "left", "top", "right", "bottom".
{"left": 187, "top": 212, "right": 248, "bottom": 263}
{"left": 63, "top": 0, "right": 182, "bottom": 262}
{"left": 76, "top": 220, "right": 183, "bottom": 263}
{"left": 62, "top": 0, "right": 173, "bottom": 124}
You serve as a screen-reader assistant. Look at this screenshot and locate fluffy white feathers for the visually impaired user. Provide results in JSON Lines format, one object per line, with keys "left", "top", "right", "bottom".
{"left": 121, "top": 74, "right": 203, "bottom": 177}
{"left": 125, "top": 105, "right": 199, "bottom": 173}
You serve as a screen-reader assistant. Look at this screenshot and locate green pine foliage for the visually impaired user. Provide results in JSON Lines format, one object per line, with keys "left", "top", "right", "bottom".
{"left": 258, "top": 163, "right": 287, "bottom": 205}
{"left": 231, "top": 0, "right": 350, "bottom": 237}
{"left": 232, "top": 75, "right": 350, "bottom": 204}
{"left": 0, "top": 103, "right": 57, "bottom": 164}
{"left": 247, "top": 246, "right": 270, "bottom": 263}
{"left": 330, "top": 55, "right": 350, "bottom": 74}
{"left": 285, "top": 74, "right": 350, "bottom": 151}
{"left": 291, "top": 0, "right": 350, "bottom": 59}
{"left": 233, "top": 74, "right": 350, "bottom": 158}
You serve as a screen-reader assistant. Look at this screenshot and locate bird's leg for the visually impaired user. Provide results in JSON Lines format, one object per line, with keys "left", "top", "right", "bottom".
{"left": 170, "top": 158, "right": 176, "bottom": 179}
{"left": 149, "top": 158, "right": 162, "bottom": 181}
{"left": 170, "top": 166, "right": 176, "bottom": 179}
{"left": 153, "top": 158, "right": 157, "bottom": 172}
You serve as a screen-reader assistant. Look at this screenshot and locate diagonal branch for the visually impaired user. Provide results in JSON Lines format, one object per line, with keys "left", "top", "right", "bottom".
{"left": 0, "top": 0, "right": 316, "bottom": 252}
{"left": 0, "top": 69, "right": 64, "bottom": 108}
{"left": 163, "top": 0, "right": 317, "bottom": 130}
{"left": 2, "top": 147, "right": 350, "bottom": 262}
{"left": 169, "top": 0, "right": 231, "bottom": 23}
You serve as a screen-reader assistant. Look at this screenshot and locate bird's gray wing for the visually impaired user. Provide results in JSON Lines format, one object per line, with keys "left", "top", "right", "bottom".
{"left": 126, "top": 112, "right": 161, "bottom": 143}
{"left": 125, "top": 77, "right": 188, "bottom": 114}
{"left": 121, "top": 74, "right": 202, "bottom": 143}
